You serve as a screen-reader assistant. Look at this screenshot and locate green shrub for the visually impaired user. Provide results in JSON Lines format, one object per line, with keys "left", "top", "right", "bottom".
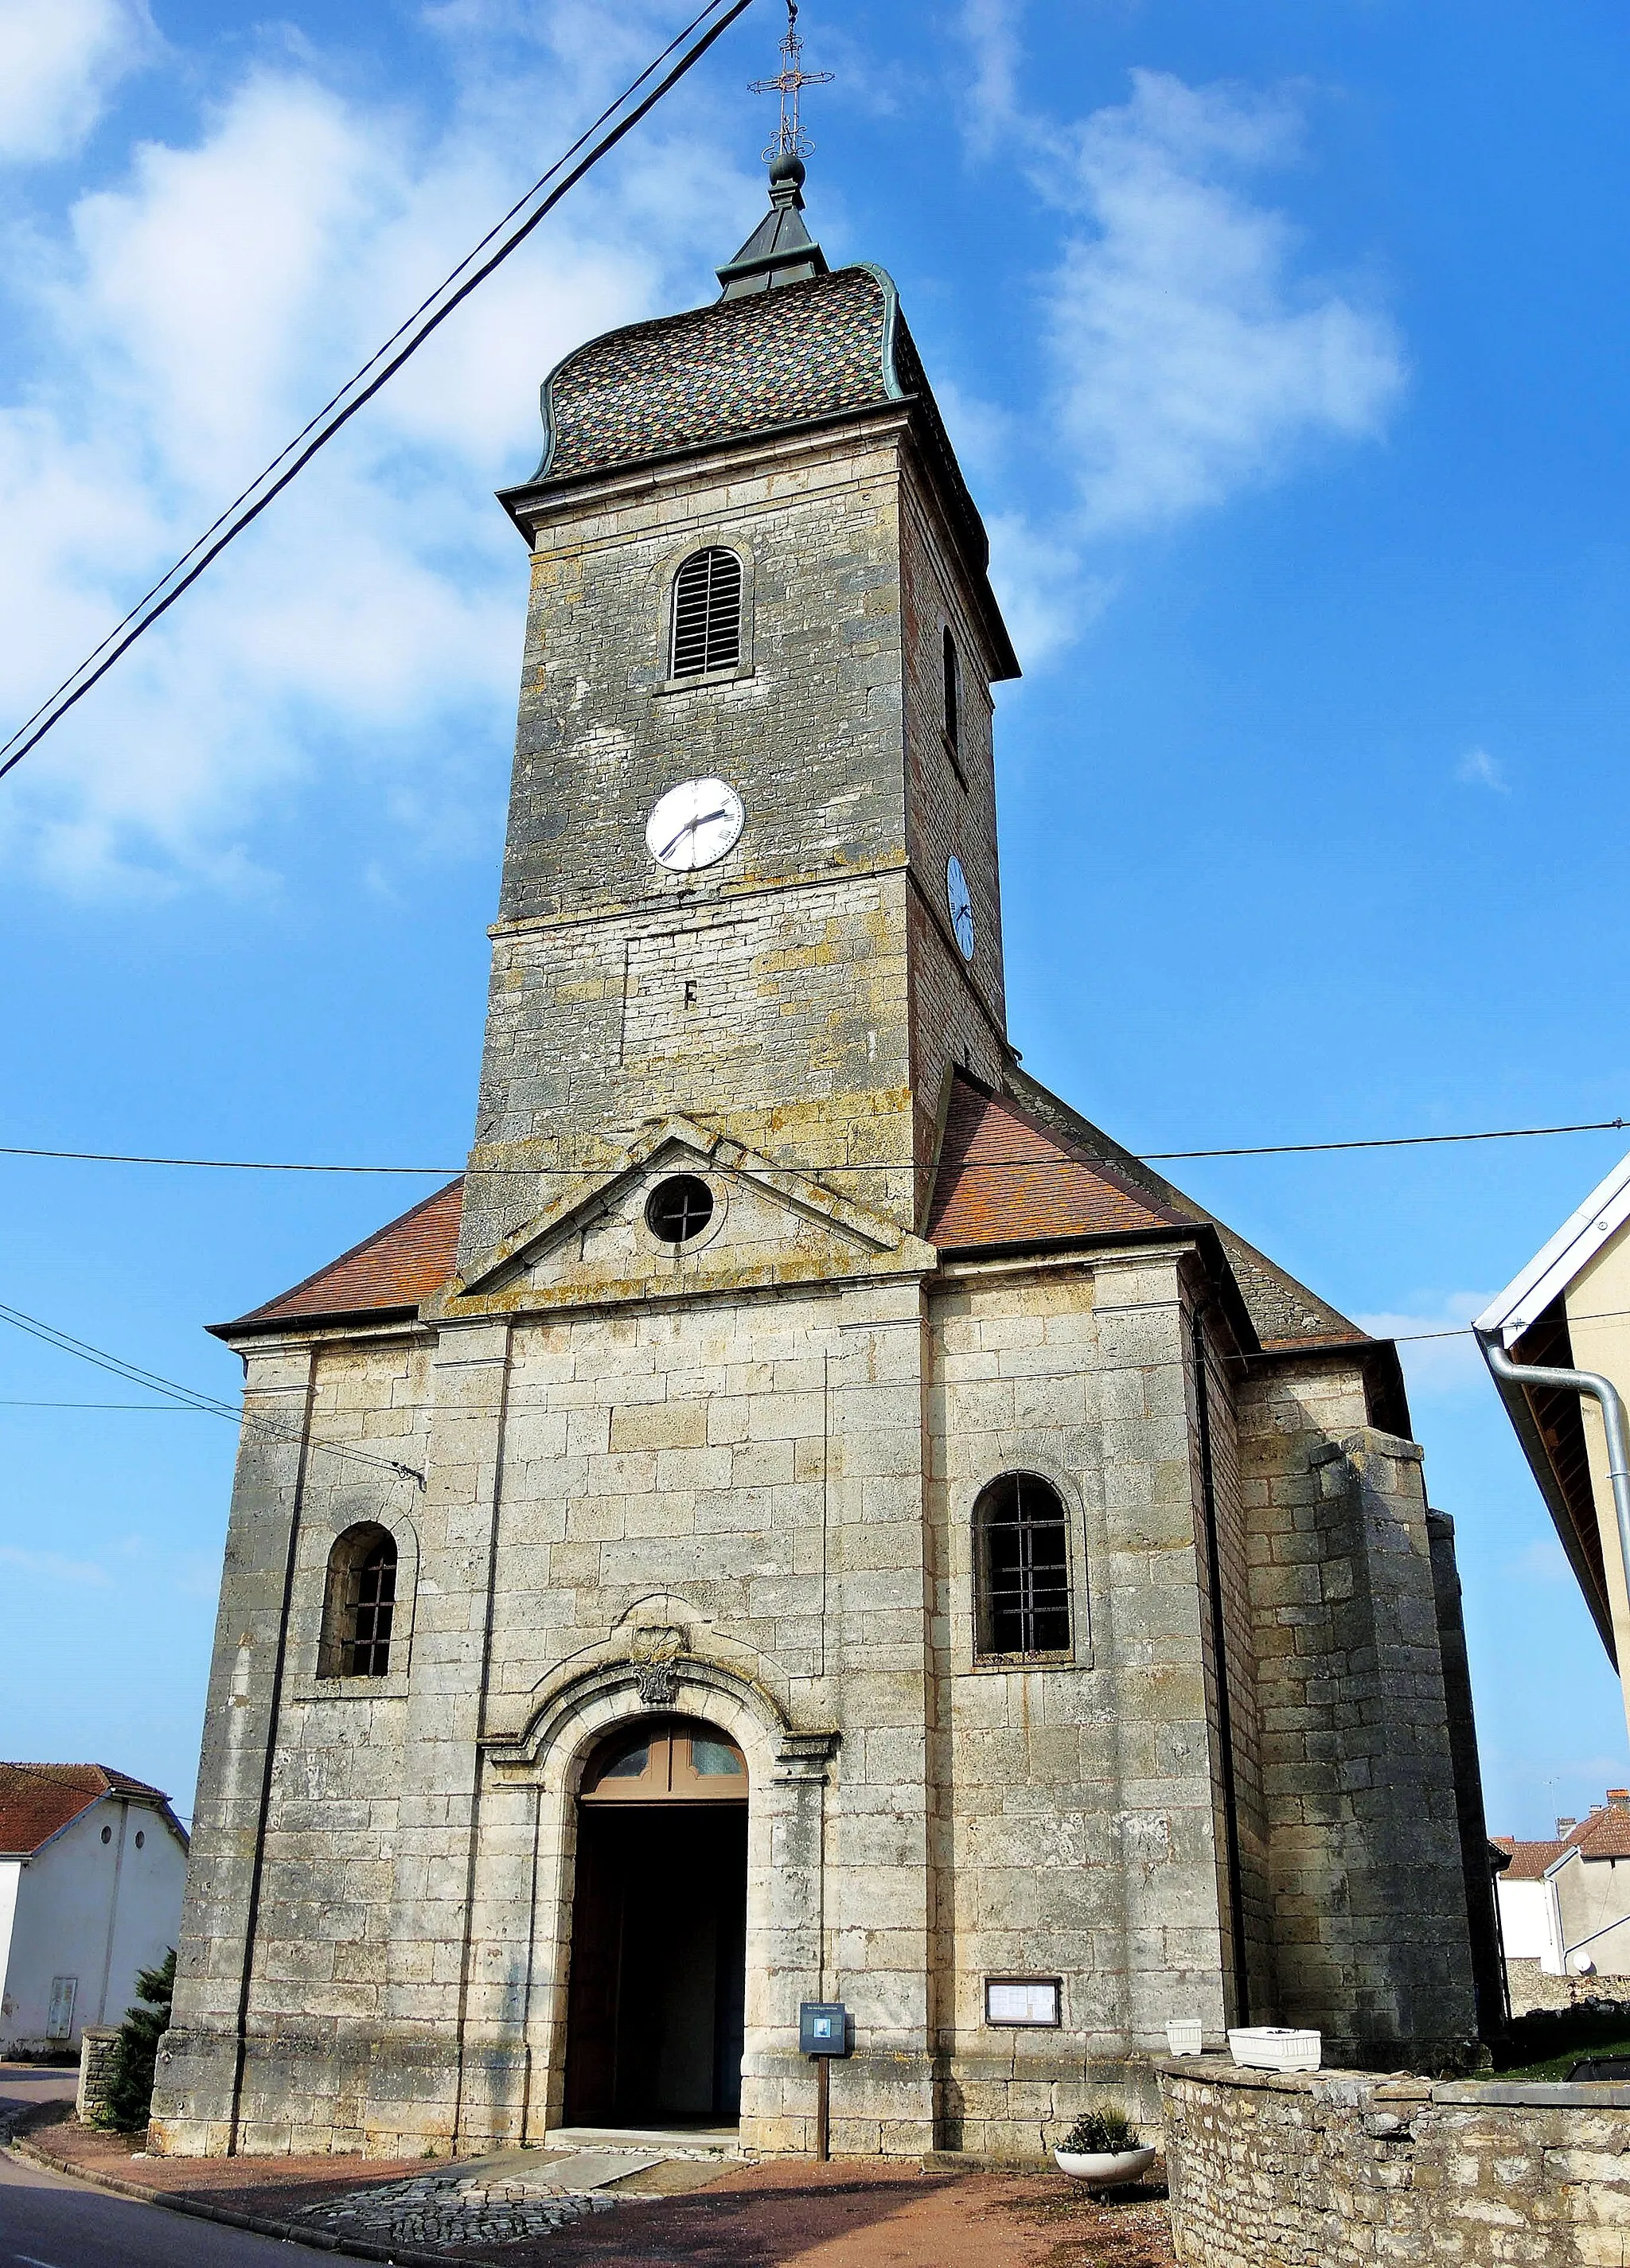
{"left": 1058, "top": 2104, "right": 1141, "bottom": 2154}
{"left": 96, "top": 1949, "right": 175, "bottom": 2133}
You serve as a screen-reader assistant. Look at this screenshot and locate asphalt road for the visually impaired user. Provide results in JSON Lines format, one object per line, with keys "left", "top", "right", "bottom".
{"left": 0, "top": 2063, "right": 319, "bottom": 2268}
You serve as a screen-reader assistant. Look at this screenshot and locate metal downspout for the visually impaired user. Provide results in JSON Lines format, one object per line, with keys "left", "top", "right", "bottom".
{"left": 1477, "top": 1330, "right": 1630, "bottom": 1629}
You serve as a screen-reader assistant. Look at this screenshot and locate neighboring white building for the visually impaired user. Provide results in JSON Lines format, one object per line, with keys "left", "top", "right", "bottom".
{"left": 1492, "top": 1835, "right": 1567, "bottom": 1972}
{"left": 1494, "top": 1793, "right": 1630, "bottom": 1980}
{"left": 0, "top": 1763, "right": 189, "bottom": 2056}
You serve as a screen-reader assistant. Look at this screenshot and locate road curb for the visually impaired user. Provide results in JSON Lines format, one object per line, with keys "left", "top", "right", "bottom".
{"left": 0, "top": 2102, "right": 454, "bottom": 2266}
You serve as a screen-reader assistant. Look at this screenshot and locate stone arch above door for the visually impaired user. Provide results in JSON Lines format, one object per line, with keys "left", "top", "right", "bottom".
{"left": 482, "top": 1650, "right": 837, "bottom": 1795}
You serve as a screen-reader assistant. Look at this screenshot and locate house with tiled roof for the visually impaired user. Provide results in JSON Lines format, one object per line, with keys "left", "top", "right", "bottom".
{"left": 1492, "top": 1792, "right": 1630, "bottom": 1981}
{"left": 0, "top": 1764, "right": 187, "bottom": 2056}
{"left": 156, "top": 110, "right": 1499, "bottom": 2165}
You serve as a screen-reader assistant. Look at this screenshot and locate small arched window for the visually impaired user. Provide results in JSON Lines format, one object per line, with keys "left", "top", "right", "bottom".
{"left": 974, "top": 1474, "right": 1071, "bottom": 1658}
{"left": 942, "top": 627, "right": 961, "bottom": 752}
{"left": 321, "top": 1523, "right": 398, "bottom": 1678}
{"left": 670, "top": 548, "right": 743, "bottom": 677}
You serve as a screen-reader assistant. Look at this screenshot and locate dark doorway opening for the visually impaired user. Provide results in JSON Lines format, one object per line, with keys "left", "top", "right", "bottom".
{"left": 564, "top": 1720, "right": 747, "bottom": 2128}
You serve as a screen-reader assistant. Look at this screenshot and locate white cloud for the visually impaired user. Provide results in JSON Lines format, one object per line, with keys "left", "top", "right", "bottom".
{"left": 0, "top": 0, "right": 154, "bottom": 163}
{"left": 0, "top": 1542, "right": 111, "bottom": 1586}
{"left": 987, "top": 512, "right": 1113, "bottom": 667}
{"left": 0, "top": 20, "right": 753, "bottom": 893}
{"left": 1456, "top": 745, "right": 1509, "bottom": 793}
{"left": 1505, "top": 1535, "right": 1573, "bottom": 1587}
{"left": 957, "top": 0, "right": 1024, "bottom": 159}
{"left": 1047, "top": 71, "right": 1405, "bottom": 535}
{"left": 1355, "top": 1292, "right": 1492, "bottom": 1398}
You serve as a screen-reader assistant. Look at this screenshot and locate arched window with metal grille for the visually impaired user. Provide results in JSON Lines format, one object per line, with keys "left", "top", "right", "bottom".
{"left": 670, "top": 548, "right": 743, "bottom": 677}
{"left": 321, "top": 1522, "right": 398, "bottom": 1678}
{"left": 973, "top": 1473, "right": 1072, "bottom": 1658}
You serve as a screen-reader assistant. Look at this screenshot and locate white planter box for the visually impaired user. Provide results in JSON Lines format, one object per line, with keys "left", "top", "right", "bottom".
{"left": 1054, "top": 2145, "right": 1158, "bottom": 2188}
{"left": 1227, "top": 2026, "right": 1321, "bottom": 2072}
{"left": 1165, "top": 2019, "right": 1204, "bottom": 2056}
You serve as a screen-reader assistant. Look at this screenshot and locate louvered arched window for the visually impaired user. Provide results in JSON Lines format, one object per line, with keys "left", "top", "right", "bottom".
{"left": 973, "top": 1474, "right": 1072, "bottom": 1658}
{"left": 670, "top": 548, "right": 743, "bottom": 677}
{"left": 942, "top": 627, "right": 961, "bottom": 752}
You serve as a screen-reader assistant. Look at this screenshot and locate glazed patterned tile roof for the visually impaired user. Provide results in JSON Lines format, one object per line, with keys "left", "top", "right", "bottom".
{"left": 538, "top": 268, "right": 898, "bottom": 485}
{"left": 216, "top": 1178, "right": 464, "bottom": 1335}
{"left": 1492, "top": 1836, "right": 1567, "bottom": 1880}
{"left": 0, "top": 1763, "right": 184, "bottom": 1855}
{"left": 927, "top": 1076, "right": 1188, "bottom": 1249}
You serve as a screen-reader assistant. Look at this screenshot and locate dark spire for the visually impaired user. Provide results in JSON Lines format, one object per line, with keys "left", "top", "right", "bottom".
{"left": 720, "top": 0, "right": 833, "bottom": 298}
{"left": 716, "top": 155, "right": 829, "bottom": 298}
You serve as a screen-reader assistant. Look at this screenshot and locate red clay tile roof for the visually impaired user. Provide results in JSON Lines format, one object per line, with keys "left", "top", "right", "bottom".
{"left": 216, "top": 1178, "right": 463, "bottom": 1335}
{"left": 0, "top": 1763, "right": 184, "bottom": 1855}
{"left": 927, "top": 1077, "right": 1188, "bottom": 1249}
{"left": 1002, "top": 1066, "right": 1371, "bottom": 1355}
{"left": 1492, "top": 1836, "right": 1567, "bottom": 1880}
{"left": 1565, "top": 1802, "right": 1630, "bottom": 1861}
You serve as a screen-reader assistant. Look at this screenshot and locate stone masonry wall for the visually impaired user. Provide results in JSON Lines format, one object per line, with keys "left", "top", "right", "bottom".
{"left": 461, "top": 413, "right": 1012, "bottom": 1272}
{"left": 76, "top": 2027, "right": 119, "bottom": 2123}
{"left": 1160, "top": 2056, "right": 1630, "bottom": 2268}
{"left": 1238, "top": 1366, "right": 1478, "bottom": 2062}
{"left": 930, "top": 1246, "right": 1233, "bottom": 2149}
{"left": 1193, "top": 1319, "right": 1275, "bottom": 2028}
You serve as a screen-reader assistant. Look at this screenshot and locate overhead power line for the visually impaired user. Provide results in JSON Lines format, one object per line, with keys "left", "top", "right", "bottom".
{"left": 0, "top": 0, "right": 755, "bottom": 785}
{"left": 0, "top": 1301, "right": 422, "bottom": 1485}
{"left": 0, "top": 1115, "right": 1624, "bottom": 1179}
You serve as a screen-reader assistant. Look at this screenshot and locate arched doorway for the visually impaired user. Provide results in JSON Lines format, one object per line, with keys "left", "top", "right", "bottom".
{"left": 564, "top": 1716, "right": 748, "bottom": 2128}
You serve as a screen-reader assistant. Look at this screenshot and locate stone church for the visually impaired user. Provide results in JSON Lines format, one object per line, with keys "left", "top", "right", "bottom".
{"left": 153, "top": 150, "right": 1501, "bottom": 2162}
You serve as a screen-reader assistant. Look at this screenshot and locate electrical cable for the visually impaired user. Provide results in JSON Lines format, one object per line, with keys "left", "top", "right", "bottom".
{"left": 0, "top": 1301, "right": 421, "bottom": 1484}
{"left": 0, "top": 0, "right": 755, "bottom": 785}
{"left": 0, "top": 1115, "right": 1624, "bottom": 1178}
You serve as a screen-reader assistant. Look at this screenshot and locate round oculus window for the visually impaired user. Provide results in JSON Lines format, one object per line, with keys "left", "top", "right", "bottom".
{"left": 645, "top": 1174, "right": 715, "bottom": 1245}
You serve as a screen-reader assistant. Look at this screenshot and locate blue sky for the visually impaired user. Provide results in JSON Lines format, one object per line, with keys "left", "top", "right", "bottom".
{"left": 2, "top": 0, "right": 1627, "bottom": 1838}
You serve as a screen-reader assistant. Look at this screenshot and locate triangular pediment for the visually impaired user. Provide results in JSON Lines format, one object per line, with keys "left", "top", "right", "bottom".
{"left": 433, "top": 1117, "right": 929, "bottom": 1316}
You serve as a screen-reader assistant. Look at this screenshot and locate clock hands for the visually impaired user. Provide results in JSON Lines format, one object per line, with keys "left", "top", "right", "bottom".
{"left": 658, "top": 805, "right": 733, "bottom": 862}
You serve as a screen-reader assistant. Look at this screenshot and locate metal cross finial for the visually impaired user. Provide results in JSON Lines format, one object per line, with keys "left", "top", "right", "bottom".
{"left": 749, "top": 0, "right": 833, "bottom": 165}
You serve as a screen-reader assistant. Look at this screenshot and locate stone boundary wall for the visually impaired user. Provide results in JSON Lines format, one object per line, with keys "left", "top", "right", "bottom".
{"left": 76, "top": 2028, "right": 120, "bottom": 2124}
{"left": 1159, "top": 2056, "right": 1630, "bottom": 2266}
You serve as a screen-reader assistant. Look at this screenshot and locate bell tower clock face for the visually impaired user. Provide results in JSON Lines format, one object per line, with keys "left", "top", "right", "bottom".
{"left": 645, "top": 777, "right": 745, "bottom": 871}
{"left": 946, "top": 855, "right": 975, "bottom": 960}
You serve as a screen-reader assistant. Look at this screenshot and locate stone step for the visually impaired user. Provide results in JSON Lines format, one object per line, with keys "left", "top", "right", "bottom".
{"left": 542, "top": 2122, "right": 742, "bottom": 2159}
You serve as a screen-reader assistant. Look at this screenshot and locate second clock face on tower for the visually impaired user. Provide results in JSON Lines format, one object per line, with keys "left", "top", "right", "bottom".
{"left": 645, "top": 777, "right": 745, "bottom": 871}
{"left": 946, "top": 855, "right": 975, "bottom": 959}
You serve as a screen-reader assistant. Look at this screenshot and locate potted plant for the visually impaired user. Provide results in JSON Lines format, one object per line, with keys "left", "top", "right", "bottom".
{"left": 1052, "top": 2106, "right": 1158, "bottom": 2188}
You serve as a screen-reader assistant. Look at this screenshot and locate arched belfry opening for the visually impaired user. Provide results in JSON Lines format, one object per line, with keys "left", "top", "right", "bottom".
{"left": 564, "top": 1717, "right": 748, "bottom": 2130}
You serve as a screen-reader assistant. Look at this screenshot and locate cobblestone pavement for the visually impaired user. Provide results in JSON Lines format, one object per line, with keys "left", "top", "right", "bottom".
{"left": 293, "top": 2165, "right": 624, "bottom": 2250}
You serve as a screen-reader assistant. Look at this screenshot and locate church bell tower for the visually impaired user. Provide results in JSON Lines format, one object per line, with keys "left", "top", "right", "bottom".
{"left": 455, "top": 146, "right": 1021, "bottom": 1276}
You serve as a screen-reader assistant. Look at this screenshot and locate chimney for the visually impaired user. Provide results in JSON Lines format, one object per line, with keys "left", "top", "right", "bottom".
{"left": 1610, "top": 1790, "right": 1630, "bottom": 1804}
{"left": 1558, "top": 1818, "right": 1578, "bottom": 1836}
